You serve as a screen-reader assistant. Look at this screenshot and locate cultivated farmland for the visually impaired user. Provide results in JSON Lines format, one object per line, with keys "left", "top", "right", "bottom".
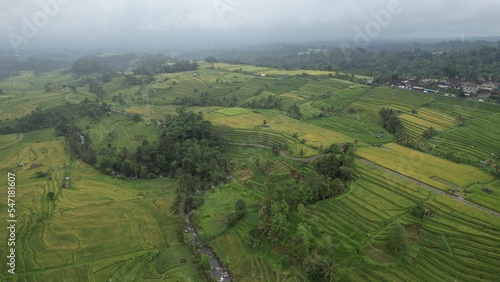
{"left": 0, "top": 129, "right": 203, "bottom": 280}
{"left": 1, "top": 61, "right": 499, "bottom": 282}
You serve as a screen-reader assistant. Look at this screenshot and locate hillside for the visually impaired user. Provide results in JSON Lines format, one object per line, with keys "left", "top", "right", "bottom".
{"left": 0, "top": 60, "right": 499, "bottom": 281}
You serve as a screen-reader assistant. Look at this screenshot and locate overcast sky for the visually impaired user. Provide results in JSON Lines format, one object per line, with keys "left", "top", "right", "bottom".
{"left": 1, "top": 0, "right": 499, "bottom": 52}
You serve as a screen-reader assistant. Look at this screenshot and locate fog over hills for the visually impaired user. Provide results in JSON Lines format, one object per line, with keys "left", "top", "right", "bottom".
{"left": 1, "top": 0, "right": 499, "bottom": 52}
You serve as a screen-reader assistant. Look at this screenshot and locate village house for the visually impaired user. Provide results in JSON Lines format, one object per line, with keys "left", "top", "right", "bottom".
{"left": 462, "top": 83, "right": 480, "bottom": 96}
{"left": 476, "top": 81, "right": 497, "bottom": 99}
{"left": 478, "top": 88, "right": 492, "bottom": 99}
{"left": 480, "top": 82, "right": 496, "bottom": 91}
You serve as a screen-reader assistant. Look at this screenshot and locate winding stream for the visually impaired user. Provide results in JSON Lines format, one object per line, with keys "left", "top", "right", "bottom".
{"left": 185, "top": 218, "right": 232, "bottom": 282}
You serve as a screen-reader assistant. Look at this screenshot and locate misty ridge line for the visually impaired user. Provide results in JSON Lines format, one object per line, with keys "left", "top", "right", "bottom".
{"left": 7, "top": 0, "right": 72, "bottom": 51}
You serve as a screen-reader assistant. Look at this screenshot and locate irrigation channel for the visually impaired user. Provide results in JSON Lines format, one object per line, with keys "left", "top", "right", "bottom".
{"left": 185, "top": 217, "right": 231, "bottom": 282}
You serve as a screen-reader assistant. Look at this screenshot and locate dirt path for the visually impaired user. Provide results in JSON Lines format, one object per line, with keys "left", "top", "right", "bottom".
{"left": 229, "top": 142, "right": 500, "bottom": 218}
{"left": 0, "top": 132, "right": 24, "bottom": 149}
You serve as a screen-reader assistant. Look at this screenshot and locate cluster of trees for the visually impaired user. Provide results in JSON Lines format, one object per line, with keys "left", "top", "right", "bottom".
{"left": 242, "top": 95, "right": 283, "bottom": 109}
{"left": 80, "top": 109, "right": 231, "bottom": 215}
{"left": 0, "top": 107, "right": 59, "bottom": 134}
{"left": 71, "top": 54, "right": 138, "bottom": 78}
{"left": 379, "top": 108, "right": 431, "bottom": 150}
{"left": 0, "top": 58, "right": 68, "bottom": 81}
{"left": 88, "top": 80, "right": 106, "bottom": 99}
{"left": 0, "top": 100, "right": 111, "bottom": 164}
{"left": 70, "top": 54, "right": 198, "bottom": 82}
{"left": 133, "top": 53, "right": 167, "bottom": 75}
{"left": 389, "top": 224, "right": 409, "bottom": 257}
{"left": 188, "top": 40, "right": 500, "bottom": 80}
{"left": 227, "top": 199, "right": 247, "bottom": 227}
{"left": 422, "top": 127, "right": 440, "bottom": 140}
{"left": 379, "top": 108, "right": 404, "bottom": 135}
{"left": 123, "top": 74, "right": 155, "bottom": 86}
{"left": 56, "top": 122, "right": 96, "bottom": 164}
{"left": 256, "top": 144, "right": 355, "bottom": 239}
{"left": 288, "top": 103, "right": 302, "bottom": 120}
{"left": 71, "top": 57, "right": 115, "bottom": 77}
{"left": 250, "top": 143, "right": 355, "bottom": 280}
{"left": 163, "top": 61, "right": 198, "bottom": 73}
{"left": 96, "top": 109, "right": 229, "bottom": 180}
{"left": 134, "top": 53, "right": 198, "bottom": 75}
{"left": 0, "top": 101, "right": 111, "bottom": 135}
{"left": 111, "top": 93, "right": 127, "bottom": 105}
{"left": 204, "top": 56, "right": 219, "bottom": 63}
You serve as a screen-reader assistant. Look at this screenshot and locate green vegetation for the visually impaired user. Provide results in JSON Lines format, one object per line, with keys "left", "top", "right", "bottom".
{"left": 357, "top": 143, "right": 495, "bottom": 192}
{"left": 1, "top": 58, "right": 499, "bottom": 281}
{"left": 196, "top": 40, "right": 500, "bottom": 79}
{"left": 0, "top": 129, "right": 204, "bottom": 281}
{"left": 215, "top": 107, "right": 253, "bottom": 116}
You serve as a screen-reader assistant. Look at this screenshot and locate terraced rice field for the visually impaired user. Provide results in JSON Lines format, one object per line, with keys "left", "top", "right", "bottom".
{"left": 265, "top": 77, "right": 310, "bottom": 95}
{"left": 297, "top": 78, "right": 354, "bottom": 99}
{"left": 0, "top": 133, "right": 19, "bottom": 147}
{"left": 350, "top": 87, "right": 433, "bottom": 116}
{"left": 121, "top": 104, "right": 178, "bottom": 118}
{"left": 401, "top": 107, "right": 458, "bottom": 139}
{"left": 0, "top": 129, "right": 202, "bottom": 280}
{"left": 0, "top": 91, "right": 66, "bottom": 120}
{"left": 195, "top": 182, "right": 307, "bottom": 282}
{"left": 215, "top": 107, "right": 254, "bottom": 116}
{"left": 429, "top": 113, "right": 500, "bottom": 164}
{"left": 76, "top": 113, "right": 160, "bottom": 151}
{"left": 430, "top": 96, "right": 499, "bottom": 118}
{"left": 311, "top": 114, "right": 392, "bottom": 143}
{"left": 2, "top": 62, "right": 499, "bottom": 281}
{"left": 0, "top": 71, "right": 95, "bottom": 120}
{"left": 226, "top": 129, "right": 318, "bottom": 157}
{"left": 466, "top": 180, "right": 500, "bottom": 212}
{"left": 299, "top": 101, "right": 322, "bottom": 119}
{"left": 207, "top": 111, "right": 353, "bottom": 148}
{"left": 357, "top": 143, "right": 495, "bottom": 192}
{"left": 278, "top": 92, "right": 306, "bottom": 108}
{"left": 229, "top": 78, "right": 275, "bottom": 102}
{"left": 315, "top": 88, "right": 368, "bottom": 111}
{"left": 298, "top": 162, "right": 500, "bottom": 281}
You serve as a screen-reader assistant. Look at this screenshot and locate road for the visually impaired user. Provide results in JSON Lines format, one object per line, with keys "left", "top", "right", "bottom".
{"left": 229, "top": 142, "right": 500, "bottom": 218}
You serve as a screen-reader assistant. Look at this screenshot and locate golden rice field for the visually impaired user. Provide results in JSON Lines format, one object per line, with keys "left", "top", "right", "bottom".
{"left": 357, "top": 143, "right": 495, "bottom": 191}
{"left": 206, "top": 110, "right": 353, "bottom": 148}
{"left": 0, "top": 129, "right": 202, "bottom": 280}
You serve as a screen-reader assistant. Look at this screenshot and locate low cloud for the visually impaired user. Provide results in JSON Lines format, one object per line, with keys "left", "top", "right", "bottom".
{"left": 1, "top": 0, "right": 499, "bottom": 51}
